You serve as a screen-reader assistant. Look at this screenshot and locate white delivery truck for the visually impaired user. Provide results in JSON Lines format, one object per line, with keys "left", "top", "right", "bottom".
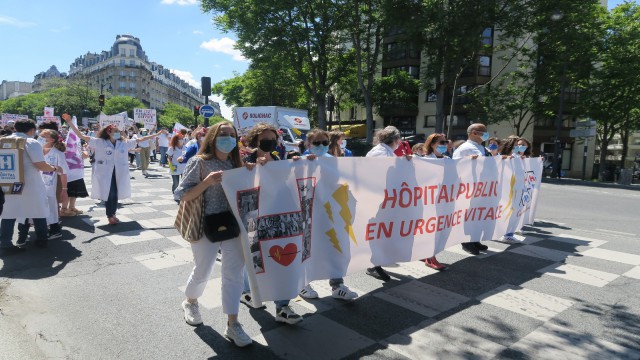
{"left": 233, "top": 106, "right": 311, "bottom": 153}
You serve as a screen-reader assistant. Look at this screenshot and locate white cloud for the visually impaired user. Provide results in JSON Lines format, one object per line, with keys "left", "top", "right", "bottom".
{"left": 169, "top": 69, "right": 233, "bottom": 120}
{"left": 0, "top": 15, "right": 36, "bottom": 27}
{"left": 160, "top": 0, "right": 198, "bottom": 5}
{"left": 193, "top": 30, "right": 203, "bottom": 35}
{"left": 169, "top": 69, "right": 200, "bottom": 88}
{"left": 200, "top": 37, "right": 246, "bottom": 62}
{"left": 211, "top": 95, "right": 233, "bottom": 120}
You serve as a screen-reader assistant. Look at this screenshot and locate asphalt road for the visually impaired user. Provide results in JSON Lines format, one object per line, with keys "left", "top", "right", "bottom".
{"left": 1, "top": 163, "right": 639, "bottom": 359}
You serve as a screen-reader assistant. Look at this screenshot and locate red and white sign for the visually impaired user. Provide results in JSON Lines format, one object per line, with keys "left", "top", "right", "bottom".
{"left": 222, "top": 156, "right": 543, "bottom": 303}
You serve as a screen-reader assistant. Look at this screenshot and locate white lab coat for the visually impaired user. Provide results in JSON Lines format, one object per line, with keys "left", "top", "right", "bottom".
{"left": 1, "top": 133, "right": 49, "bottom": 219}
{"left": 88, "top": 137, "right": 137, "bottom": 201}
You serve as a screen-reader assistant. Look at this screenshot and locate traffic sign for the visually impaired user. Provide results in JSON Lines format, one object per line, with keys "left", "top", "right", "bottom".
{"left": 569, "top": 128, "right": 596, "bottom": 138}
{"left": 575, "top": 120, "right": 596, "bottom": 127}
{"left": 199, "top": 104, "right": 215, "bottom": 118}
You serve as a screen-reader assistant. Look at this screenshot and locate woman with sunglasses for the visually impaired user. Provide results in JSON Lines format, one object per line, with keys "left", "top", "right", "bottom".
{"left": 237, "top": 122, "right": 306, "bottom": 323}
{"left": 421, "top": 133, "right": 451, "bottom": 271}
{"left": 66, "top": 117, "right": 161, "bottom": 225}
{"left": 174, "top": 122, "right": 254, "bottom": 347}
{"left": 298, "top": 129, "right": 360, "bottom": 300}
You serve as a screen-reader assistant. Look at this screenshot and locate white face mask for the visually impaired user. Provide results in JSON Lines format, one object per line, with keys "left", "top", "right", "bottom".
{"left": 37, "top": 136, "right": 47, "bottom": 145}
{"left": 339, "top": 141, "right": 346, "bottom": 150}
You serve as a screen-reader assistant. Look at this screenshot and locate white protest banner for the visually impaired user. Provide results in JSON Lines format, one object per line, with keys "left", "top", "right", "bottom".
{"left": 222, "top": 156, "right": 543, "bottom": 302}
{"left": 134, "top": 108, "right": 156, "bottom": 130}
{"left": 98, "top": 112, "right": 126, "bottom": 131}
{"left": 173, "top": 122, "right": 187, "bottom": 135}
{"left": 1, "top": 113, "right": 28, "bottom": 126}
{"left": 35, "top": 116, "right": 62, "bottom": 127}
{"left": 44, "top": 107, "right": 54, "bottom": 117}
{"left": 64, "top": 116, "right": 85, "bottom": 182}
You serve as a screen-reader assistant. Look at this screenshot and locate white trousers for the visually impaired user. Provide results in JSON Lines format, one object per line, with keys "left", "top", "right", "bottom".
{"left": 46, "top": 195, "right": 58, "bottom": 225}
{"left": 185, "top": 236, "right": 244, "bottom": 315}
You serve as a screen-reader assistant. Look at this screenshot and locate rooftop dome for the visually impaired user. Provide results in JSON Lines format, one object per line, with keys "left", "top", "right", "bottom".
{"left": 112, "top": 34, "right": 144, "bottom": 55}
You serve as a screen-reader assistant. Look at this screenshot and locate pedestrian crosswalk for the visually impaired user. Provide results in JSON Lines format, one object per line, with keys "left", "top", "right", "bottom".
{"left": 68, "top": 162, "right": 640, "bottom": 359}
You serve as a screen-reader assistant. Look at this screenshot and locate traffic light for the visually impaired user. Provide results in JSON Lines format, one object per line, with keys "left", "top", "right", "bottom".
{"left": 194, "top": 105, "right": 200, "bottom": 117}
{"left": 98, "top": 95, "right": 105, "bottom": 107}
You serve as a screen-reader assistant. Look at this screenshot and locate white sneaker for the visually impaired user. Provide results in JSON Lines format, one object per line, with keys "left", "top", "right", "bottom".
{"left": 275, "top": 305, "right": 302, "bottom": 325}
{"left": 224, "top": 322, "right": 252, "bottom": 347}
{"left": 331, "top": 284, "right": 358, "bottom": 301}
{"left": 239, "top": 292, "right": 265, "bottom": 309}
{"left": 298, "top": 284, "right": 319, "bottom": 299}
{"left": 181, "top": 300, "right": 202, "bottom": 326}
{"left": 499, "top": 235, "right": 518, "bottom": 243}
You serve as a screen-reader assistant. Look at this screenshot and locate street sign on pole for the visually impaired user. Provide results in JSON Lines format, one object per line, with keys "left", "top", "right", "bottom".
{"left": 569, "top": 128, "right": 596, "bottom": 138}
{"left": 199, "top": 105, "right": 215, "bottom": 118}
{"left": 576, "top": 120, "right": 597, "bottom": 127}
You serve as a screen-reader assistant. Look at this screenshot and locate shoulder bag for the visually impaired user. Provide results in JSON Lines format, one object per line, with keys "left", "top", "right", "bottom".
{"left": 203, "top": 210, "right": 240, "bottom": 243}
{"left": 174, "top": 160, "right": 205, "bottom": 242}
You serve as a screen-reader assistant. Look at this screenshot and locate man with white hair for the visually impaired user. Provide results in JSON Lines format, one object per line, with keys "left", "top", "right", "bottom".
{"left": 452, "top": 123, "right": 491, "bottom": 255}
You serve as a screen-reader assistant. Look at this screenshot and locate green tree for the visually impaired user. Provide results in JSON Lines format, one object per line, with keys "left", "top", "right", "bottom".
{"left": 102, "top": 96, "right": 145, "bottom": 119}
{"left": 202, "top": 0, "right": 351, "bottom": 129}
{"left": 0, "top": 92, "right": 47, "bottom": 119}
{"left": 158, "top": 102, "right": 198, "bottom": 129}
{"left": 468, "top": 69, "right": 538, "bottom": 137}
{"left": 212, "top": 60, "right": 310, "bottom": 109}
{"left": 581, "top": 2, "right": 640, "bottom": 179}
{"left": 372, "top": 72, "right": 420, "bottom": 116}
{"left": 343, "top": 0, "right": 385, "bottom": 143}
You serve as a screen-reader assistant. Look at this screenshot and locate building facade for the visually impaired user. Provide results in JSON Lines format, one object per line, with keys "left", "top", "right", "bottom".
{"left": 0, "top": 80, "right": 32, "bottom": 100}
{"left": 67, "top": 35, "right": 204, "bottom": 111}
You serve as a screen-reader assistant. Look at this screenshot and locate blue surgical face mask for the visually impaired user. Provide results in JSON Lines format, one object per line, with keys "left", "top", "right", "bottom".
{"left": 436, "top": 145, "right": 448, "bottom": 154}
{"left": 480, "top": 132, "right": 490, "bottom": 142}
{"left": 37, "top": 136, "right": 47, "bottom": 146}
{"left": 488, "top": 143, "right": 498, "bottom": 151}
{"left": 216, "top": 136, "right": 237, "bottom": 153}
{"left": 514, "top": 145, "right": 527, "bottom": 154}
{"left": 112, "top": 132, "right": 121, "bottom": 140}
{"left": 310, "top": 144, "right": 329, "bottom": 157}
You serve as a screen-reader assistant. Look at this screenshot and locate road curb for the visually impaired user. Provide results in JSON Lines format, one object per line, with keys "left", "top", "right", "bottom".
{"left": 542, "top": 177, "right": 640, "bottom": 191}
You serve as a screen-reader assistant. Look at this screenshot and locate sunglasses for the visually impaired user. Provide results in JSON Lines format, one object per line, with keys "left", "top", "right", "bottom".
{"left": 437, "top": 140, "right": 448, "bottom": 145}
{"left": 312, "top": 140, "right": 329, "bottom": 146}
{"left": 218, "top": 132, "right": 236, "bottom": 137}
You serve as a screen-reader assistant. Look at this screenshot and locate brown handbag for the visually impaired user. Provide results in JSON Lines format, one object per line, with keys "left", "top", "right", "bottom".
{"left": 174, "top": 161, "right": 205, "bottom": 242}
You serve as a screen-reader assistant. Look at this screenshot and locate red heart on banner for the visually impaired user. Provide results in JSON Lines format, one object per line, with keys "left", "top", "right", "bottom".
{"left": 269, "top": 243, "right": 298, "bottom": 267}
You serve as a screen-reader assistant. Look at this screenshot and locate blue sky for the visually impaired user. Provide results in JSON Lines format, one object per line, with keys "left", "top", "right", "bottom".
{"left": 0, "top": 0, "right": 631, "bottom": 118}
{"left": 0, "top": 0, "right": 248, "bottom": 118}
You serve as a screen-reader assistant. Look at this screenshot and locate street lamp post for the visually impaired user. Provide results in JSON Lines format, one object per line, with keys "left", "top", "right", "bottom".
{"left": 551, "top": 10, "right": 565, "bottom": 179}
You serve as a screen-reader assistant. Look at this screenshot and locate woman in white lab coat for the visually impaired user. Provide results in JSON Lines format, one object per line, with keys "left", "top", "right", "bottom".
{"left": 67, "top": 120, "right": 161, "bottom": 225}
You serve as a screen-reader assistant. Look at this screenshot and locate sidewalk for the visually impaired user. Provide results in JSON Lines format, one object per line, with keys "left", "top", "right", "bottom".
{"left": 542, "top": 177, "right": 640, "bottom": 191}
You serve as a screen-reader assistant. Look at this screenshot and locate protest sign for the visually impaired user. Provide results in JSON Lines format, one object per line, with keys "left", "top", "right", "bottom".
{"left": 1, "top": 113, "right": 28, "bottom": 126}
{"left": 222, "top": 156, "right": 543, "bottom": 302}
{"left": 98, "top": 112, "right": 127, "bottom": 131}
{"left": 134, "top": 108, "right": 156, "bottom": 130}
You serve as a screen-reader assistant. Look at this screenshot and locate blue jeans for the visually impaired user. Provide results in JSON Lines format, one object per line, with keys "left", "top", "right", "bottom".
{"left": 1, "top": 218, "right": 48, "bottom": 247}
{"left": 105, "top": 170, "right": 118, "bottom": 217}
{"left": 243, "top": 268, "right": 289, "bottom": 309}
{"left": 159, "top": 146, "right": 168, "bottom": 165}
{"left": 171, "top": 175, "right": 180, "bottom": 193}
{"left": 135, "top": 152, "right": 141, "bottom": 168}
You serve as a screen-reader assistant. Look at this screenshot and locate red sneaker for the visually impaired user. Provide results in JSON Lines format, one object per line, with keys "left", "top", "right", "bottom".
{"left": 108, "top": 216, "right": 119, "bottom": 225}
{"left": 425, "top": 257, "right": 446, "bottom": 271}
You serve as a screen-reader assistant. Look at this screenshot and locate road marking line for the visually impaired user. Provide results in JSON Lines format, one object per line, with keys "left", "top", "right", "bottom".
{"left": 594, "top": 228, "right": 636, "bottom": 237}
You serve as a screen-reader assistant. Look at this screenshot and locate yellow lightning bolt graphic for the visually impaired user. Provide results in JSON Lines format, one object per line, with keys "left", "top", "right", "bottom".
{"left": 274, "top": 248, "right": 281, "bottom": 261}
{"left": 332, "top": 183, "right": 356, "bottom": 245}
{"left": 324, "top": 202, "right": 334, "bottom": 222}
{"left": 326, "top": 228, "right": 342, "bottom": 253}
{"left": 504, "top": 174, "right": 516, "bottom": 220}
